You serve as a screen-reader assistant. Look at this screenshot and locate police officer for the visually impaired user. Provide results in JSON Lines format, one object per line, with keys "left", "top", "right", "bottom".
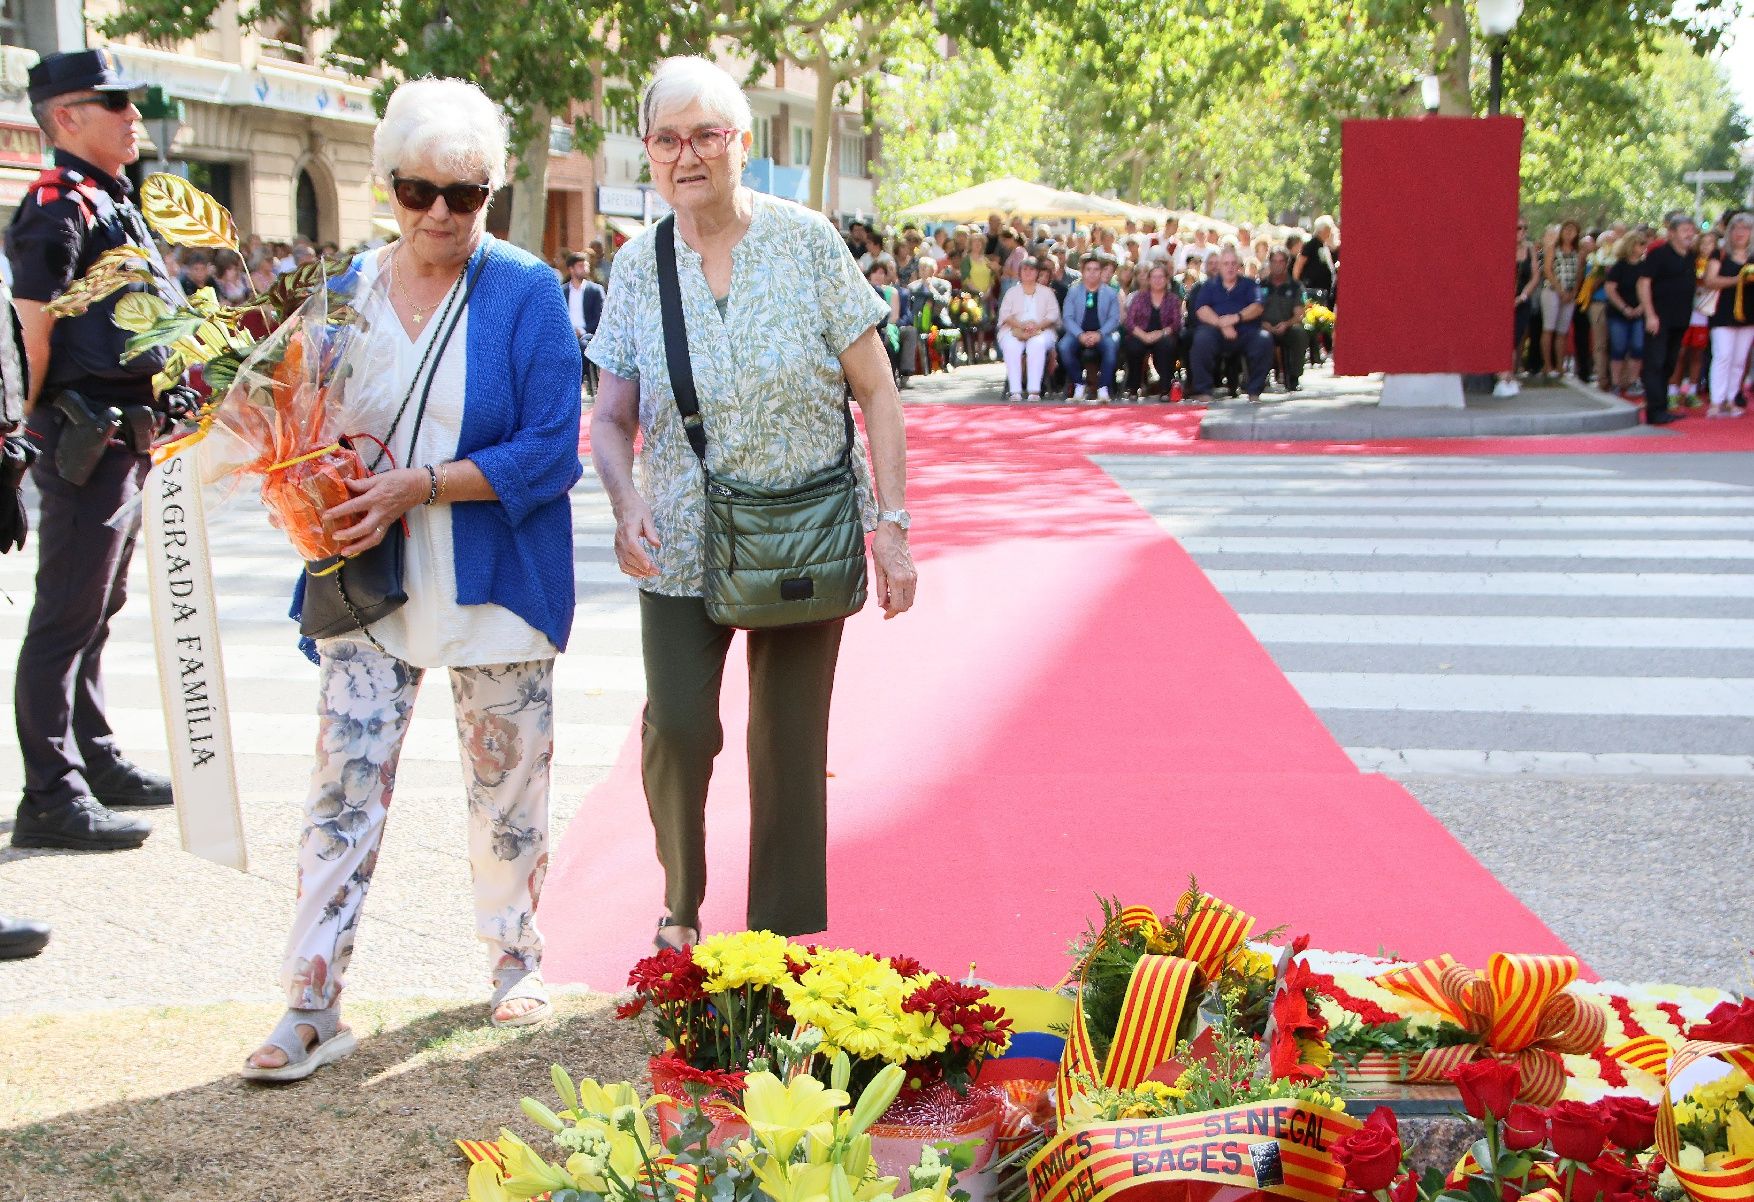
{"left": 6, "top": 49, "right": 183, "bottom": 866}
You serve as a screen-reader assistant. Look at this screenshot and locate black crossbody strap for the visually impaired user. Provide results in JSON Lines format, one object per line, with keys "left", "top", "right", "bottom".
{"left": 655, "top": 216, "right": 708, "bottom": 465}
{"left": 657, "top": 215, "right": 858, "bottom": 470}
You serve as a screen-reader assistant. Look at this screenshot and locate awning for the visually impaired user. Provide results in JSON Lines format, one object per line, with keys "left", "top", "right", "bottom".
{"left": 606, "top": 215, "right": 646, "bottom": 240}
{"left": 893, "top": 177, "right": 1133, "bottom": 224}
{"left": 370, "top": 215, "right": 400, "bottom": 236}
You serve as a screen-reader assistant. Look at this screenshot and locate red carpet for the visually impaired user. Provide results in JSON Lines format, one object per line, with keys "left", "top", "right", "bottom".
{"left": 544, "top": 405, "right": 1604, "bottom": 990}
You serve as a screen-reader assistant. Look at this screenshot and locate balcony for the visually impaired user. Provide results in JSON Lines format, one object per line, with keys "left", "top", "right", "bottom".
{"left": 742, "top": 157, "right": 811, "bottom": 204}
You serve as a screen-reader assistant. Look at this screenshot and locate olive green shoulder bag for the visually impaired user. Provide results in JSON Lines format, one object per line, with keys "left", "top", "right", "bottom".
{"left": 654, "top": 214, "right": 867, "bottom": 629}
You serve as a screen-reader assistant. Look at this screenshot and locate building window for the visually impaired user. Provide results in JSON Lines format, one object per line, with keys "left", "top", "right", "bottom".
{"left": 751, "top": 115, "right": 772, "bottom": 161}
{"left": 839, "top": 131, "right": 868, "bottom": 178}
{"left": 602, "top": 101, "right": 638, "bottom": 138}
{"left": 0, "top": 0, "right": 22, "bottom": 46}
{"left": 790, "top": 124, "right": 813, "bottom": 169}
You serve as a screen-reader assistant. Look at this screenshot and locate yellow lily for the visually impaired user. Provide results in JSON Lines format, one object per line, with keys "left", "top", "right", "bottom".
{"left": 755, "top": 1157, "right": 837, "bottom": 1202}
{"left": 895, "top": 1166, "right": 955, "bottom": 1202}
{"left": 1728, "top": 1109, "right": 1754, "bottom": 1160}
{"left": 494, "top": 1131, "right": 576, "bottom": 1199}
{"left": 465, "top": 1159, "right": 516, "bottom": 1202}
{"left": 739, "top": 1071, "right": 851, "bottom": 1159}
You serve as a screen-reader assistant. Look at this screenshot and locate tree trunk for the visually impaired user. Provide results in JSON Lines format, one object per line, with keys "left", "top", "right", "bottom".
{"left": 1204, "top": 175, "right": 1220, "bottom": 217}
{"left": 1432, "top": 1, "right": 1474, "bottom": 116}
{"left": 808, "top": 50, "right": 835, "bottom": 212}
{"left": 507, "top": 106, "right": 553, "bottom": 254}
{"left": 1128, "top": 154, "right": 1145, "bottom": 204}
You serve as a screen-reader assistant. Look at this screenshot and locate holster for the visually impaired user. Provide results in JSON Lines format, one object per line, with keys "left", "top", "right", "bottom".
{"left": 118, "top": 404, "right": 158, "bottom": 455}
{"left": 50, "top": 389, "right": 123, "bottom": 486}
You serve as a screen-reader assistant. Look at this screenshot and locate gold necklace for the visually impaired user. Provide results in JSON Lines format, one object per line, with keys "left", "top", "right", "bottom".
{"left": 394, "top": 248, "right": 459, "bottom": 325}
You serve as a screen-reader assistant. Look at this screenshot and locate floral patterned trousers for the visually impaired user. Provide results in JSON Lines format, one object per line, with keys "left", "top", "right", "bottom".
{"left": 281, "top": 638, "right": 555, "bottom": 1010}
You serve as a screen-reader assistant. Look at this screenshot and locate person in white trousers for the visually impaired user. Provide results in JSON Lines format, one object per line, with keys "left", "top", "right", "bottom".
{"left": 996, "top": 256, "right": 1060, "bottom": 401}
{"left": 1703, "top": 212, "right": 1754, "bottom": 418}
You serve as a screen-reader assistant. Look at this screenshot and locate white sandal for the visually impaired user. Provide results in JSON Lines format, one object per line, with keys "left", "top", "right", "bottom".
{"left": 241, "top": 1007, "right": 356, "bottom": 1083}
{"left": 490, "top": 967, "right": 552, "bottom": 1029}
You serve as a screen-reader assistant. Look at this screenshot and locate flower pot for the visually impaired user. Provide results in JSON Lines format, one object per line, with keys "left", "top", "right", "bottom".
{"left": 868, "top": 1083, "right": 1004, "bottom": 1178}
{"left": 647, "top": 1054, "right": 750, "bottom": 1149}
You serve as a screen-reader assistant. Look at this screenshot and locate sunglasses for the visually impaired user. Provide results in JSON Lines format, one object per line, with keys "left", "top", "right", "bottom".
{"left": 61, "top": 92, "right": 135, "bottom": 114}
{"left": 391, "top": 175, "right": 493, "bottom": 214}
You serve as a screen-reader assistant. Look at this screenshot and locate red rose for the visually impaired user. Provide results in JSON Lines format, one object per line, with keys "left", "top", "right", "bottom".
{"left": 1687, "top": 999, "right": 1754, "bottom": 1045}
{"left": 1502, "top": 1102, "right": 1549, "bottom": 1152}
{"left": 1333, "top": 1107, "right": 1402, "bottom": 1192}
{"left": 1598, "top": 1095, "right": 1659, "bottom": 1152}
{"left": 1387, "top": 1175, "right": 1420, "bottom": 1202}
{"left": 1449, "top": 1058, "right": 1522, "bottom": 1120}
{"left": 1548, "top": 1100, "right": 1611, "bottom": 1163}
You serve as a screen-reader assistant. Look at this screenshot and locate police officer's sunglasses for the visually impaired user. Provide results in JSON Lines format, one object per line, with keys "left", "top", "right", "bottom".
{"left": 60, "top": 92, "right": 135, "bottom": 114}
{"left": 390, "top": 174, "right": 493, "bottom": 215}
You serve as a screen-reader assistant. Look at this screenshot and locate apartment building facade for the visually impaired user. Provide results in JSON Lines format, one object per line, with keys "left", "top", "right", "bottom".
{"left": 0, "top": 0, "right": 877, "bottom": 258}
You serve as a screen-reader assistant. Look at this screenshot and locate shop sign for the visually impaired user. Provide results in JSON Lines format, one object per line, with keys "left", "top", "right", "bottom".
{"left": 0, "top": 124, "right": 46, "bottom": 170}
{"left": 243, "top": 66, "right": 374, "bottom": 123}
{"left": 597, "top": 184, "right": 646, "bottom": 218}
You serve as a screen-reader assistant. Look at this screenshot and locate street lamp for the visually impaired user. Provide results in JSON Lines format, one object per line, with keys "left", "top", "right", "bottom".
{"left": 1476, "top": 0, "right": 1524, "bottom": 117}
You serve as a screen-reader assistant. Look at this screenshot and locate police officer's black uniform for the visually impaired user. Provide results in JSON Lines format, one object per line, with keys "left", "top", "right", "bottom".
{"left": 8, "top": 49, "right": 183, "bottom": 856}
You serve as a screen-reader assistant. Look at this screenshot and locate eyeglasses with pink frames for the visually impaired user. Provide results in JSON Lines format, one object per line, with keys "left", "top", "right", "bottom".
{"left": 642, "top": 127, "right": 739, "bottom": 165}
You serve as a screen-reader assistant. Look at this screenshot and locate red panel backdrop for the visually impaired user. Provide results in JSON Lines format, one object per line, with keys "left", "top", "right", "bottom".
{"left": 1334, "top": 116, "right": 1523, "bottom": 376}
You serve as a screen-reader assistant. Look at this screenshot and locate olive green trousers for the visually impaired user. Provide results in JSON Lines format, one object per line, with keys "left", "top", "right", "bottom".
{"left": 638, "top": 591, "right": 845, "bottom": 935}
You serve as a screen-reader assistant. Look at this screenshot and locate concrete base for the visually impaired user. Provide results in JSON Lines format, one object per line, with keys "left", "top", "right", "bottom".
{"left": 1380, "top": 373, "right": 1465, "bottom": 408}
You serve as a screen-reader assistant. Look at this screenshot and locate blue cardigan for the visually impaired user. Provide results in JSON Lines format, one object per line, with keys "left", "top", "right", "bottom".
{"left": 293, "top": 236, "right": 584, "bottom": 654}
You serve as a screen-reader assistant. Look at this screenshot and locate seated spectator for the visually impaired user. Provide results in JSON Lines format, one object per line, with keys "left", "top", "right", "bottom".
{"left": 1045, "top": 251, "right": 1072, "bottom": 306}
{"left": 997, "top": 256, "right": 1060, "bottom": 401}
{"left": 1122, "top": 262, "right": 1183, "bottom": 400}
{"left": 179, "top": 251, "right": 213, "bottom": 296}
{"left": 895, "top": 238, "right": 919, "bottom": 287}
{"left": 1188, "top": 246, "right": 1272, "bottom": 403}
{"left": 868, "top": 260, "right": 914, "bottom": 384}
{"left": 1258, "top": 249, "right": 1309, "bottom": 391}
{"left": 907, "top": 255, "right": 958, "bottom": 370}
{"left": 1058, "top": 251, "right": 1123, "bottom": 402}
{"left": 1116, "top": 262, "right": 1137, "bottom": 304}
{"left": 1174, "top": 227, "right": 1212, "bottom": 273}
{"left": 997, "top": 228, "right": 1026, "bottom": 299}
{"left": 924, "top": 228, "right": 950, "bottom": 262}
{"left": 213, "top": 252, "right": 251, "bottom": 303}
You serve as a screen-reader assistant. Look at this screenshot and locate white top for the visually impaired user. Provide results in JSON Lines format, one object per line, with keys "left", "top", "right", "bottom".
{"left": 997, "top": 282, "right": 1060, "bottom": 331}
{"left": 565, "top": 279, "right": 591, "bottom": 335}
{"left": 338, "top": 249, "right": 557, "bottom": 669}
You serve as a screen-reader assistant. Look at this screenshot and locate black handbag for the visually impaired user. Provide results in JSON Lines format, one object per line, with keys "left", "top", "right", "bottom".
{"left": 298, "top": 249, "right": 488, "bottom": 645}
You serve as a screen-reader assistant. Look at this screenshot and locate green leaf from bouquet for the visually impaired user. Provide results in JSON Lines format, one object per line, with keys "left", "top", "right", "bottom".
{"left": 1328, "top": 1014, "right": 1478, "bottom": 1064}
{"left": 124, "top": 312, "right": 230, "bottom": 363}
{"left": 113, "top": 292, "right": 172, "bottom": 333}
{"left": 1496, "top": 1153, "right": 1532, "bottom": 1179}
{"left": 240, "top": 255, "right": 354, "bottom": 324}
{"left": 1464, "top": 1177, "right": 1500, "bottom": 1202}
{"left": 44, "top": 250, "right": 154, "bottom": 318}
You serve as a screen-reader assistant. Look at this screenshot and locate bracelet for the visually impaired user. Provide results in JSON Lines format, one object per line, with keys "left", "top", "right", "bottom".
{"left": 422, "top": 464, "right": 439, "bottom": 506}
{"left": 437, "top": 461, "right": 450, "bottom": 501}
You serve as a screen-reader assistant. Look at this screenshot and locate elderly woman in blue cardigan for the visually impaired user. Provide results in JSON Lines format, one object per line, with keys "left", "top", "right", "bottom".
{"left": 243, "top": 78, "right": 582, "bottom": 1082}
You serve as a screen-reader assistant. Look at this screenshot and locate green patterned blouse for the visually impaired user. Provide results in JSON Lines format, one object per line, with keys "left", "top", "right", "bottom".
{"left": 588, "top": 193, "right": 887, "bottom": 597}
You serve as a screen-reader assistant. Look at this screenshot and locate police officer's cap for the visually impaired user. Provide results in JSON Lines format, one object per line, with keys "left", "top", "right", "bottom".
{"left": 27, "top": 49, "right": 144, "bottom": 105}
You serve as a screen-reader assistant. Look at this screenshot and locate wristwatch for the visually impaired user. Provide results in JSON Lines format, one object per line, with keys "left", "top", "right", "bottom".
{"left": 877, "top": 508, "right": 911, "bottom": 531}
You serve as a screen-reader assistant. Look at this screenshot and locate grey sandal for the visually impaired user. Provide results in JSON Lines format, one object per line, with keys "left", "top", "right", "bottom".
{"left": 490, "top": 967, "right": 552, "bottom": 1029}
{"left": 241, "top": 1006, "right": 356, "bottom": 1083}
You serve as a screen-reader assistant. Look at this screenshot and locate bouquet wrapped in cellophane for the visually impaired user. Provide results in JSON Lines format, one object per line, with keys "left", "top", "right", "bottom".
{"left": 186, "top": 263, "right": 394, "bottom": 563}
{"left": 47, "top": 172, "right": 390, "bottom": 560}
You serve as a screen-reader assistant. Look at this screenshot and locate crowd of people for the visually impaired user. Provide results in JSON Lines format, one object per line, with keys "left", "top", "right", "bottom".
{"left": 1503, "top": 209, "right": 1754, "bottom": 426}
{"left": 834, "top": 211, "right": 1339, "bottom": 404}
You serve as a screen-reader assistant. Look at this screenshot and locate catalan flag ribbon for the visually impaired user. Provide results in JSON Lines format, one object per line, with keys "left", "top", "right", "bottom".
{"left": 1054, "top": 893, "right": 1254, "bottom": 1123}
{"left": 1655, "top": 1039, "right": 1754, "bottom": 1202}
{"left": 1372, "top": 953, "right": 1607, "bottom": 1106}
{"left": 1026, "top": 1100, "right": 1359, "bottom": 1202}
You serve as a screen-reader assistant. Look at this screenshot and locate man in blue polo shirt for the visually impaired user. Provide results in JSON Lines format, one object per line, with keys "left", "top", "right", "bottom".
{"left": 1188, "top": 246, "right": 1273, "bottom": 403}
{"left": 1058, "top": 251, "right": 1122, "bottom": 401}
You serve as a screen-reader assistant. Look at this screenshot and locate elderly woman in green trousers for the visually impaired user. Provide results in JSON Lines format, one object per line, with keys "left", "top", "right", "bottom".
{"left": 588, "top": 56, "right": 916, "bottom": 952}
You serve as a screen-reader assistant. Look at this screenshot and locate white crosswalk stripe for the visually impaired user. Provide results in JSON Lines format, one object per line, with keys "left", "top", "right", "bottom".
{"left": 1099, "top": 453, "right": 1754, "bottom": 777}
{"left": 0, "top": 472, "right": 649, "bottom": 788}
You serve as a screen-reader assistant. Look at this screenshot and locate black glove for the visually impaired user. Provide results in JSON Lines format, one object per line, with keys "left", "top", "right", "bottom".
{"left": 0, "top": 433, "right": 39, "bottom": 554}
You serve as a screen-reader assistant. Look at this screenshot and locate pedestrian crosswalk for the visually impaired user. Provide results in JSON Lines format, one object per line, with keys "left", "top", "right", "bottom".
{"left": 0, "top": 473, "right": 650, "bottom": 793}
{"left": 1098, "top": 453, "right": 1754, "bottom": 777}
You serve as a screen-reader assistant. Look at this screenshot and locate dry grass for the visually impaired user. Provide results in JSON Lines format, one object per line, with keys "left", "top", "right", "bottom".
{"left": 0, "top": 993, "right": 648, "bottom": 1202}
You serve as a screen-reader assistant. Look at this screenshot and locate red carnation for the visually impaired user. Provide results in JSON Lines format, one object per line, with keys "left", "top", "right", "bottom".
{"left": 1687, "top": 998, "right": 1754, "bottom": 1045}
{"left": 887, "top": 954, "right": 926, "bottom": 978}
{"left": 627, "top": 947, "right": 707, "bottom": 1003}
{"left": 615, "top": 997, "right": 646, "bottom": 1020}
{"left": 1598, "top": 1095, "right": 1659, "bottom": 1152}
{"left": 1548, "top": 1100, "right": 1611, "bottom": 1163}
{"left": 1448, "top": 1058, "right": 1521, "bottom": 1120}
{"left": 1502, "top": 1102, "right": 1549, "bottom": 1152}
{"left": 1333, "top": 1107, "right": 1402, "bottom": 1192}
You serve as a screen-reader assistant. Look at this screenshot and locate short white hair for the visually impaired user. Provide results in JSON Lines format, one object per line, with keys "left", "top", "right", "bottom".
{"left": 640, "top": 56, "right": 753, "bottom": 136}
{"left": 374, "top": 77, "right": 507, "bottom": 189}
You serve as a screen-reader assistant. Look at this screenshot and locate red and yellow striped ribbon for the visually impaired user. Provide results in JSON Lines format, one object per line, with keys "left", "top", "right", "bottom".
{"left": 1609, "top": 1034, "right": 1675, "bottom": 1082}
{"left": 1027, "top": 1101, "right": 1359, "bottom": 1202}
{"left": 1056, "top": 953, "right": 1201, "bottom": 1122}
{"left": 1374, "top": 953, "right": 1606, "bottom": 1105}
{"left": 1655, "top": 1039, "right": 1754, "bottom": 1202}
{"left": 1174, "top": 890, "right": 1255, "bottom": 979}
